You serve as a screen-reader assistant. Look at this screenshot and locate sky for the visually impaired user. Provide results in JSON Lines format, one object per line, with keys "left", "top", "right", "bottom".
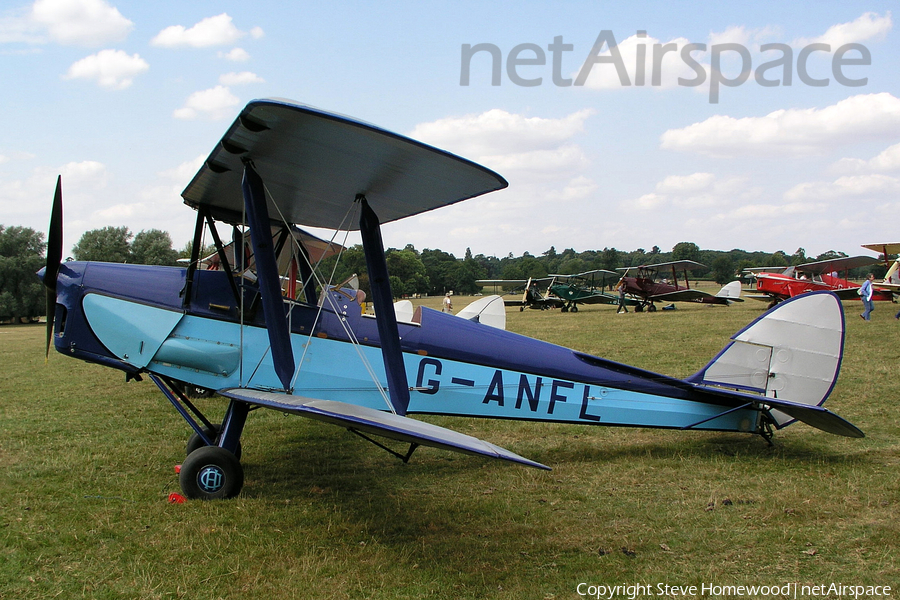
{"left": 1, "top": 1, "right": 899, "bottom": 262}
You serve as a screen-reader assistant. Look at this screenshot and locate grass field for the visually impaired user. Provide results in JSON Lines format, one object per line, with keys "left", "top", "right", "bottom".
{"left": 1, "top": 291, "right": 898, "bottom": 599}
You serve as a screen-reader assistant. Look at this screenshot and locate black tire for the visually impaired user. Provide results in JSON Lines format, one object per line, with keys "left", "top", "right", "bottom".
{"left": 180, "top": 446, "right": 244, "bottom": 500}
{"left": 186, "top": 424, "right": 242, "bottom": 460}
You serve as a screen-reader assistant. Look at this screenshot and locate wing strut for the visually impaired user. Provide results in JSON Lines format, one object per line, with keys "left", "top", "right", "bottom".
{"left": 242, "top": 161, "right": 295, "bottom": 391}
{"left": 358, "top": 196, "right": 410, "bottom": 416}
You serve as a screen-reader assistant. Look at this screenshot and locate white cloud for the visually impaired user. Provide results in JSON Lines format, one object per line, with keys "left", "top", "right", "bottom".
{"left": 795, "top": 11, "right": 892, "bottom": 47}
{"left": 173, "top": 86, "right": 240, "bottom": 120}
{"left": 634, "top": 192, "right": 666, "bottom": 210}
{"left": 833, "top": 142, "right": 900, "bottom": 173}
{"left": 60, "top": 159, "right": 107, "bottom": 185}
{"left": 219, "top": 47, "right": 250, "bottom": 62}
{"left": 629, "top": 173, "right": 755, "bottom": 213}
{"left": 160, "top": 154, "right": 206, "bottom": 182}
{"left": 660, "top": 93, "right": 900, "bottom": 156}
{"left": 63, "top": 49, "right": 148, "bottom": 89}
{"left": 218, "top": 71, "right": 264, "bottom": 86}
{"left": 410, "top": 108, "right": 593, "bottom": 157}
{"left": 250, "top": 26, "right": 264, "bottom": 39}
{"left": 0, "top": 7, "right": 43, "bottom": 44}
{"left": 547, "top": 176, "right": 598, "bottom": 201}
{"left": 784, "top": 173, "right": 900, "bottom": 202}
{"left": 656, "top": 172, "right": 715, "bottom": 193}
{"left": 30, "top": 0, "right": 132, "bottom": 46}
{"left": 151, "top": 13, "right": 244, "bottom": 48}
{"left": 410, "top": 109, "right": 595, "bottom": 182}
{"left": 0, "top": 150, "right": 35, "bottom": 164}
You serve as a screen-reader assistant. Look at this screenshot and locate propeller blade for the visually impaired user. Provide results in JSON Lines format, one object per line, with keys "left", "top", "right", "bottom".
{"left": 45, "top": 176, "right": 63, "bottom": 360}
{"left": 45, "top": 288, "right": 55, "bottom": 360}
{"left": 45, "top": 176, "right": 63, "bottom": 292}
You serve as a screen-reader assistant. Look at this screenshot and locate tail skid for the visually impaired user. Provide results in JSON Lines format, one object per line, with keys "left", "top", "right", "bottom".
{"left": 688, "top": 291, "right": 862, "bottom": 437}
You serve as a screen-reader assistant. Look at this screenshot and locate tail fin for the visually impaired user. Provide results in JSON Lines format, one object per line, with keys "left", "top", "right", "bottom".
{"left": 457, "top": 295, "right": 506, "bottom": 330}
{"left": 688, "top": 291, "right": 861, "bottom": 436}
{"left": 716, "top": 280, "right": 743, "bottom": 302}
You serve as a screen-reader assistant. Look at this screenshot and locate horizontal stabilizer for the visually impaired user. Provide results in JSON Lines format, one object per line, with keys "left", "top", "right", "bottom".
{"left": 218, "top": 388, "right": 549, "bottom": 470}
{"left": 763, "top": 397, "right": 864, "bottom": 438}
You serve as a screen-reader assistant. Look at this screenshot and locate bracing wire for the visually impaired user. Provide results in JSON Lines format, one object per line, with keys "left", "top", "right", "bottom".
{"left": 260, "top": 184, "right": 397, "bottom": 414}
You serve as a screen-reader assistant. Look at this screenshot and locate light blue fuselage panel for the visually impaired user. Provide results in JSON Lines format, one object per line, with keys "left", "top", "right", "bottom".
{"left": 83, "top": 295, "right": 756, "bottom": 433}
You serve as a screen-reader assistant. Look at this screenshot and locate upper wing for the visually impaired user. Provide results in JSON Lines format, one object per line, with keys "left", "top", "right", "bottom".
{"left": 797, "top": 255, "right": 877, "bottom": 274}
{"left": 182, "top": 99, "right": 508, "bottom": 228}
{"left": 476, "top": 279, "right": 529, "bottom": 286}
{"left": 861, "top": 242, "right": 900, "bottom": 256}
{"left": 636, "top": 259, "right": 708, "bottom": 272}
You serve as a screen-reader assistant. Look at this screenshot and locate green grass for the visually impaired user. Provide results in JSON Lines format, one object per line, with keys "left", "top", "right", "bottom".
{"left": 1, "top": 293, "right": 898, "bottom": 599}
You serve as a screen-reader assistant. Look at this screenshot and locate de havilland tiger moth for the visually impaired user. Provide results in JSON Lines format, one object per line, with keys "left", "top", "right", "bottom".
{"left": 40, "top": 98, "right": 863, "bottom": 500}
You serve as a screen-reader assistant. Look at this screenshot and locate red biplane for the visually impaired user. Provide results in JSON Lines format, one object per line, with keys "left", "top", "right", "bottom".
{"left": 745, "top": 255, "right": 886, "bottom": 308}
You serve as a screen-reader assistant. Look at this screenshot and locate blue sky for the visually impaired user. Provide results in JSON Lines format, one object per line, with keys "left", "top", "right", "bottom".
{"left": 1, "top": 1, "right": 898, "bottom": 261}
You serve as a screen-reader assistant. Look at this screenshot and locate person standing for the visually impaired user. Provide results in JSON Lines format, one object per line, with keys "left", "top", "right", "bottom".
{"left": 442, "top": 292, "right": 453, "bottom": 313}
{"left": 616, "top": 281, "right": 628, "bottom": 314}
{"left": 860, "top": 273, "right": 875, "bottom": 320}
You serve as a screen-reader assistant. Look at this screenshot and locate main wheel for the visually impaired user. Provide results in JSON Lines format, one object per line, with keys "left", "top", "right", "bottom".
{"left": 185, "top": 424, "right": 242, "bottom": 460}
{"left": 180, "top": 446, "right": 244, "bottom": 500}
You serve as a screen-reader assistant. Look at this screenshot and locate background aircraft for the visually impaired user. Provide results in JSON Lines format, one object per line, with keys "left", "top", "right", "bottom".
{"left": 477, "top": 270, "right": 637, "bottom": 312}
{"left": 41, "top": 99, "right": 861, "bottom": 501}
{"left": 476, "top": 277, "right": 565, "bottom": 311}
{"left": 616, "top": 260, "right": 743, "bottom": 312}
{"left": 861, "top": 242, "right": 900, "bottom": 293}
{"left": 545, "top": 269, "right": 636, "bottom": 312}
{"left": 744, "top": 255, "right": 885, "bottom": 308}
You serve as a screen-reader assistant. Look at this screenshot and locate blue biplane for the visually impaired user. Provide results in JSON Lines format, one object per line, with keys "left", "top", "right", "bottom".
{"left": 41, "top": 99, "right": 862, "bottom": 500}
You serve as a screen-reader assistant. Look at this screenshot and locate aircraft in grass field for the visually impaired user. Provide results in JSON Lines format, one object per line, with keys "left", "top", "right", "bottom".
{"left": 546, "top": 269, "right": 638, "bottom": 312}
{"left": 41, "top": 99, "right": 862, "bottom": 501}
{"left": 861, "top": 242, "right": 900, "bottom": 293}
{"left": 616, "top": 260, "right": 744, "bottom": 312}
{"left": 744, "top": 255, "right": 886, "bottom": 308}
{"left": 479, "top": 269, "right": 637, "bottom": 312}
{"left": 476, "top": 277, "right": 565, "bottom": 311}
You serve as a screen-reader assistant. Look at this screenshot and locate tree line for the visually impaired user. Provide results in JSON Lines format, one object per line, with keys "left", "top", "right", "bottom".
{"left": 0, "top": 223, "right": 885, "bottom": 322}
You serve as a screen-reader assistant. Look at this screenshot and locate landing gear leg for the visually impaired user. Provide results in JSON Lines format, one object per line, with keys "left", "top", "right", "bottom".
{"left": 181, "top": 400, "right": 249, "bottom": 499}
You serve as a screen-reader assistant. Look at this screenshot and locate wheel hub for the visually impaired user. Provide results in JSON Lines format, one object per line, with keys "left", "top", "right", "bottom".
{"left": 198, "top": 465, "right": 225, "bottom": 493}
